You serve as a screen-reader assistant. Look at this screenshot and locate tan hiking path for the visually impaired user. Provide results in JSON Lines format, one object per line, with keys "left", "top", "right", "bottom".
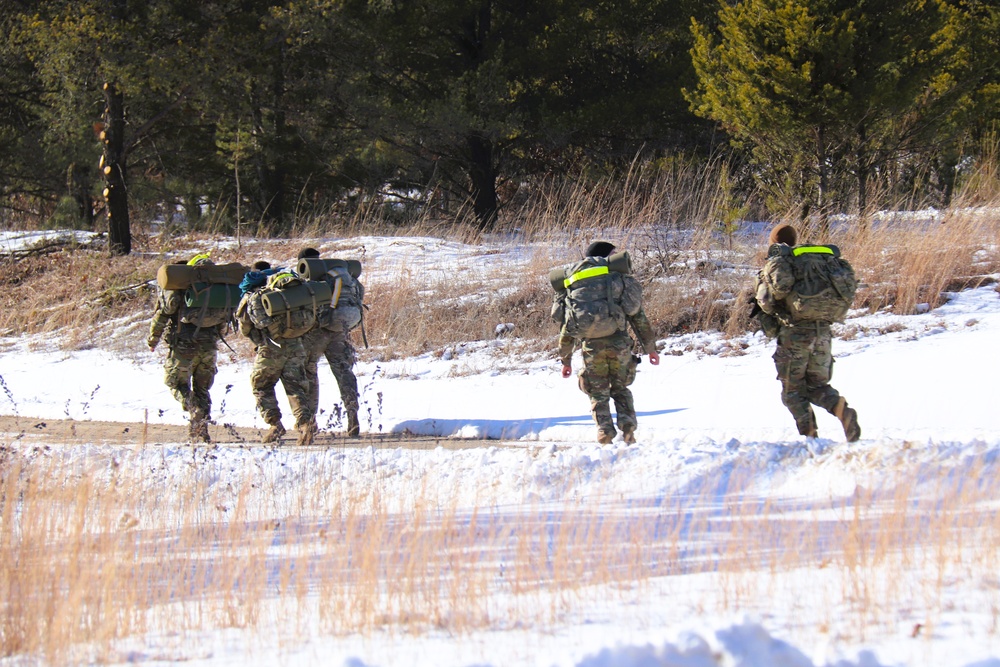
{"left": 0, "top": 415, "right": 509, "bottom": 449}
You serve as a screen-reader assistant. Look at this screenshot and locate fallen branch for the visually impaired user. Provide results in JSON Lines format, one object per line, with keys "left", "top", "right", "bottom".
{"left": 0, "top": 235, "right": 104, "bottom": 260}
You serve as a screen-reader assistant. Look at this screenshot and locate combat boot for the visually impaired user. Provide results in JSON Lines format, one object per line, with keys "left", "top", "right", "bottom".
{"left": 296, "top": 420, "right": 318, "bottom": 447}
{"left": 346, "top": 409, "right": 360, "bottom": 438}
{"left": 622, "top": 428, "right": 636, "bottom": 445}
{"left": 263, "top": 422, "right": 286, "bottom": 443}
{"left": 189, "top": 418, "right": 211, "bottom": 444}
{"left": 597, "top": 429, "right": 615, "bottom": 445}
{"left": 834, "top": 398, "right": 861, "bottom": 442}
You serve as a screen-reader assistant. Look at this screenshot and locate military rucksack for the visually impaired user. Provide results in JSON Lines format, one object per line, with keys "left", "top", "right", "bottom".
{"left": 297, "top": 257, "right": 364, "bottom": 333}
{"left": 179, "top": 282, "right": 241, "bottom": 328}
{"left": 777, "top": 244, "right": 858, "bottom": 323}
{"left": 249, "top": 273, "right": 330, "bottom": 339}
{"left": 549, "top": 252, "right": 641, "bottom": 339}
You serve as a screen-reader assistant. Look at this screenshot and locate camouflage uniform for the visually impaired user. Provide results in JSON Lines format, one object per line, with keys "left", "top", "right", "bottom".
{"left": 558, "top": 275, "right": 657, "bottom": 443}
{"left": 147, "top": 289, "right": 223, "bottom": 440}
{"left": 237, "top": 288, "right": 315, "bottom": 441}
{"left": 755, "top": 243, "right": 861, "bottom": 440}
{"left": 302, "top": 327, "right": 360, "bottom": 435}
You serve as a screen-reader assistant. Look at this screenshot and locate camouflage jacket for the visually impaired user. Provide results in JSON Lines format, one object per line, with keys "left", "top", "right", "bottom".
{"left": 558, "top": 306, "right": 656, "bottom": 366}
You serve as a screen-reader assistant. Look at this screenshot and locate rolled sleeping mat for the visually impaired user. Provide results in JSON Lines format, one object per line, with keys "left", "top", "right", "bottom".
{"left": 549, "top": 267, "right": 568, "bottom": 292}
{"left": 607, "top": 251, "right": 632, "bottom": 274}
{"left": 184, "top": 282, "right": 242, "bottom": 309}
{"left": 548, "top": 251, "right": 632, "bottom": 292}
{"left": 157, "top": 262, "right": 248, "bottom": 290}
{"left": 296, "top": 257, "right": 362, "bottom": 281}
{"left": 261, "top": 280, "right": 333, "bottom": 317}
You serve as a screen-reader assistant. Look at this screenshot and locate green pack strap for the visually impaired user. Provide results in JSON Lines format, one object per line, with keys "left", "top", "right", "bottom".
{"left": 564, "top": 265, "right": 609, "bottom": 288}
{"left": 793, "top": 245, "right": 834, "bottom": 257}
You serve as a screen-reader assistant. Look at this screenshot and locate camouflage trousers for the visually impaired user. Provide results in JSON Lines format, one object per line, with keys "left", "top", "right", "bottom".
{"left": 773, "top": 322, "right": 843, "bottom": 436}
{"left": 163, "top": 337, "right": 217, "bottom": 422}
{"left": 249, "top": 337, "right": 313, "bottom": 428}
{"left": 578, "top": 334, "right": 639, "bottom": 438}
{"left": 301, "top": 327, "right": 359, "bottom": 419}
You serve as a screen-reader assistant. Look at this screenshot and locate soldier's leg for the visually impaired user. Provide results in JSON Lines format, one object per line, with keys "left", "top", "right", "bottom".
{"left": 186, "top": 343, "right": 217, "bottom": 442}
{"left": 325, "top": 333, "right": 360, "bottom": 435}
{"left": 279, "top": 340, "right": 316, "bottom": 435}
{"left": 609, "top": 348, "right": 638, "bottom": 438}
{"left": 250, "top": 346, "right": 285, "bottom": 427}
{"left": 301, "top": 336, "right": 325, "bottom": 418}
{"left": 774, "top": 327, "right": 818, "bottom": 436}
{"left": 580, "top": 348, "right": 616, "bottom": 443}
{"left": 802, "top": 329, "right": 860, "bottom": 440}
{"left": 163, "top": 345, "right": 195, "bottom": 412}
{"left": 803, "top": 327, "right": 840, "bottom": 411}
{"left": 189, "top": 342, "right": 217, "bottom": 421}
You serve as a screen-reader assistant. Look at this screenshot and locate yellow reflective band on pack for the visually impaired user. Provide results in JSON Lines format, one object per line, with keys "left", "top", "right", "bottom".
{"left": 187, "top": 252, "right": 211, "bottom": 265}
{"left": 267, "top": 271, "right": 295, "bottom": 288}
{"left": 792, "top": 245, "right": 834, "bottom": 257}
{"left": 564, "top": 265, "right": 609, "bottom": 288}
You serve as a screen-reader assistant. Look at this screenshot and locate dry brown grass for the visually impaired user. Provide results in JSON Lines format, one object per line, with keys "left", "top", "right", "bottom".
{"left": 3, "top": 151, "right": 1000, "bottom": 360}
{"left": 2, "top": 447, "right": 997, "bottom": 662}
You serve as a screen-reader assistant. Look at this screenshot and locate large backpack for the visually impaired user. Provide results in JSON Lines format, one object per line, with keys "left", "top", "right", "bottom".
{"left": 550, "top": 252, "right": 640, "bottom": 338}
{"left": 297, "top": 258, "right": 364, "bottom": 333}
{"left": 779, "top": 244, "right": 858, "bottom": 323}
{"left": 179, "top": 282, "right": 241, "bottom": 328}
{"left": 250, "top": 273, "right": 329, "bottom": 339}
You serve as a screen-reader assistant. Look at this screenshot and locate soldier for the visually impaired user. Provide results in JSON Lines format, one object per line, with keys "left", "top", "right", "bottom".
{"left": 753, "top": 224, "right": 861, "bottom": 441}
{"left": 236, "top": 264, "right": 318, "bottom": 446}
{"left": 147, "top": 253, "right": 232, "bottom": 443}
{"left": 298, "top": 247, "right": 363, "bottom": 437}
{"left": 554, "top": 241, "right": 660, "bottom": 444}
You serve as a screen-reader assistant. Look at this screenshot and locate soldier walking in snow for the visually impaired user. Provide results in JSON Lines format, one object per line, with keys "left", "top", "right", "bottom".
{"left": 753, "top": 224, "right": 862, "bottom": 441}
{"left": 147, "top": 253, "right": 235, "bottom": 443}
{"left": 551, "top": 241, "right": 660, "bottom": 444}
{"left": 297, "top": 247, "right": 365, "bottom": 438}
{"left": 236, "top": 263, "right": 319, "bottom": 446}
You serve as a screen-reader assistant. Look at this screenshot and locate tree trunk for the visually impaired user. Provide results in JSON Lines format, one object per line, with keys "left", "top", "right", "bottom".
{"left": 102, "top": 81, "right": 131, "bottom": 256}
{"left": 467, "top": 133, "right": 498, "bottom": 231}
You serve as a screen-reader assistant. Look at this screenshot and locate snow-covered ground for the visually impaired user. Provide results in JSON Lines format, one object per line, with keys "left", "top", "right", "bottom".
{"left": 1, "top": 233, "right": 999, "bottom": 667}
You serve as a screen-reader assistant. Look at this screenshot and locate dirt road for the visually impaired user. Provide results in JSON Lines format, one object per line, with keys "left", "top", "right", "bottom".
{"left": 0, "top": 415, "right": 486, "bottom": 449}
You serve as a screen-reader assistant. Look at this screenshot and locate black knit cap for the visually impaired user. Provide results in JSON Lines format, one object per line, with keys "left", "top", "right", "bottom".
{"left": 585, "top": 241, "right": 616, "bottom": 258}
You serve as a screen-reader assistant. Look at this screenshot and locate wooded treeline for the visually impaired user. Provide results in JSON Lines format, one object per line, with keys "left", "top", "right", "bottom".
{"left": 0, "top": 0, "right": 997, "bottom": 254}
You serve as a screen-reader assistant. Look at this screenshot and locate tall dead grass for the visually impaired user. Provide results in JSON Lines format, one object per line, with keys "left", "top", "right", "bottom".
{"left": 3, "top": 149, "right": 1000, "bottom": 358}
{"left": 2, "top": 448, "right": 997, "bottom": 661}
